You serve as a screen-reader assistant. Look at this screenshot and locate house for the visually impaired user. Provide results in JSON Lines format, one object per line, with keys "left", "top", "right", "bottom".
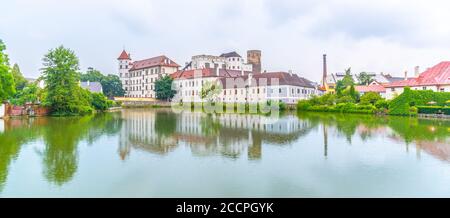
{"left": 385, "top": 61, "right": 450, "bottom": 99}
{"left": 80, "top": 81, "right": 103, "bottom": 93}
{"left": 171, "top": 68, "right": 319, "bottom": 104}
{"left": 117, "top": 50, "right": 180, "bottom": 98}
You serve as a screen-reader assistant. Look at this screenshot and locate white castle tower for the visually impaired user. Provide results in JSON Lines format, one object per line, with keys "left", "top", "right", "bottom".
{"left": 117, "top": 50, "right": 131, "bottom": 96}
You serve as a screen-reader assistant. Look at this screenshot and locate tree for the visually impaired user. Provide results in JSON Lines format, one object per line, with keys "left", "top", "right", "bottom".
{"left": 360, "top": 92, "right": 382, "bottom": 105}
{"left": 200, "top": 80, "right": 222, "bottom": 103}
{"left": 79, "top": 69, "right": 124, "bottom": 98}
{"left": 102, "top": 74, "right": 124, "bottom": 98}
{"left": 11, "top": 63, "right": 28, "bottom": 91}
{"left": 79, "top": 68, "right": 103, "bottom": 82}
{"left": 10, "top": 83, "right": 39, "bottom": 105}
{"left": 356, "top": 72, "right": 374, "bottom": 85}
{"left": 336, "top": 68, "right": 355, "bottom": 95}
{"left": 0, "top": 39, "right": 15, "bottom": 102}
{"left": 155, "top": 75, "right": 176, "bottom": 101}
{"left": 41, "top": 46, "right": 92, "bottom": 115}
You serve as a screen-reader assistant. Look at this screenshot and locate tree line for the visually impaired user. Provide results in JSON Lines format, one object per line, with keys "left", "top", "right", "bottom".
{"left": 0, "top": 39, "right": 125, "bottom": 115}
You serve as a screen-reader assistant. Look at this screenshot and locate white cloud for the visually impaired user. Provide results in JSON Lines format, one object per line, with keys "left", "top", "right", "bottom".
{"left": 0, "top": 0, "right": 449, "bottom": 81}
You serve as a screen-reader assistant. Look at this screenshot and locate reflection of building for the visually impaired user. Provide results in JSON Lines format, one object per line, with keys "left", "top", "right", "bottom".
{"left": 117, "top": 110, "right": 314, "bottom": 160}
{"left": 118, "top": 109, "right": 177, "bottom": 159}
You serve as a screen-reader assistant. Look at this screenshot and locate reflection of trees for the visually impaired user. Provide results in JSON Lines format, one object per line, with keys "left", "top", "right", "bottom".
{"left": 0, "top": 113, "right": 123, "bottom": 191}
{"left": 0, "top": 118, "right": 45, "bottom": 192}
{"left": 41, "top": 114, "right": 122, "bottom": 185}
{"left": 155, "top": 111, "right": 177, "bottom": 137}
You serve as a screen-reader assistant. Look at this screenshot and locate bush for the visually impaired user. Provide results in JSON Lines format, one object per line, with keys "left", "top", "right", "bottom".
{"left": 417, "top": 106, "right": 450, "bottom": 115}
{"left": 389, "top": 87, "right": 450, "bottom": 116}
{"left": 297, "top": 100, "right": 312, "bottom": 111}
{"left": 91, "top": 92, "right": 110, "bottom": 111}
{"left": 375, "top": 99, "right": 390, "bottom": 109}
{"left": 360, "top": 92, "right": 382, "bottom": 105}
{"left": 336, "top": 95, "right": 355, "bottom": 104}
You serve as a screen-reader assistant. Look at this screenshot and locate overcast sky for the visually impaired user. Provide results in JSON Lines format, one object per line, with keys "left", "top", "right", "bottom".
{"left": 1, "top": 0, "right": 449, "bottom": 81}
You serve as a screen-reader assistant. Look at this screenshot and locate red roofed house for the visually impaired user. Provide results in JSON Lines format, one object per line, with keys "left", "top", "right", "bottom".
{"left": 117, "top": 50, "right": 180, "bottom": 98}
{"left": 385, "top": 61, "right": 450, "bottom": 99}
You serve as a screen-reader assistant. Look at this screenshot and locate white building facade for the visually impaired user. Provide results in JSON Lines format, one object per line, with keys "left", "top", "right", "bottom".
{"left": 117, "top": 50, "right": 180, "bottom": 98}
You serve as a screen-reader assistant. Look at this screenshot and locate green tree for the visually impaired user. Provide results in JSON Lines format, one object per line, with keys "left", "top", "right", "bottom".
{"left": 79, "top": 68, "right": 103, "bottom": 82}
{"left": 356, "top": 72, "right": 374, "bottom": 85}
{"left": 79, "top": 69, "right": 124, "bottom": 98}
{"left": 360, "top": 92, "right": 382, "bottom": 105}
{"left": 155, "top": 75, "right": 176, "bottom": 101}
{"left": 10, "top": 83, "right": 39, "bottom": 105}
{"left": 336, "top": 68, "right": 355, "bottom": 95}
{"left": 0, "top": 40, "right": 15, "bottom": 102}
{"left": 102, "top": 74, "right": 124, "bottom": 98}
{"left": 11, "top": 63, "right": 28, "bottom": 91}
{"left": 41, "top": 46, "right": 92, "bottom": 115}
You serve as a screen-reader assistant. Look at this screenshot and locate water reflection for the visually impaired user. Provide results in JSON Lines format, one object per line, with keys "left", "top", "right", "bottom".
{"left": 119, "top": 109, "right": 314, "bottom": 160}
{"left": 298, "top": 112, "right": 450, "bottom": 161}
{"left": 0, "top": 113, "right": 122, "bottom": 190}
{"left": 0, "top": 109, "right": 449, "bottom": 194}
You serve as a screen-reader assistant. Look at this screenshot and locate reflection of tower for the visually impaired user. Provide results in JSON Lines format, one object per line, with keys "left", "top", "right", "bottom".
{"left": 323, "top": 124, "right": 328, "bottom": 158}
{"left": 247, "top": 50, "right": 261, "bottom": 74}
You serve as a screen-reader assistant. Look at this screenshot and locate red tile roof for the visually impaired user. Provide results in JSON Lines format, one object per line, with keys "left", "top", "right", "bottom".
{"left": 117, "top": 50, "right": 130, "bottom": 60}
{"left": 355, "top": 84, "right": 386, "bottom": 93}
{"left": 129, "top": 55, "right": 180, "bottom": 71}
{"left": 386, "top": 61, "right": 450, "bottom": 87}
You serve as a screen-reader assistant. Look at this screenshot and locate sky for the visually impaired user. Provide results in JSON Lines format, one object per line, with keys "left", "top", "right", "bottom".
{"left": 1, "top": 0, "right": 449, "bottom": 82}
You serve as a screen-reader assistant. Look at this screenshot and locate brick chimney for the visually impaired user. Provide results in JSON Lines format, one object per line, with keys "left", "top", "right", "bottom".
{"left": 322, "top": 54, "right": 327, "bottom": 88}
{"left": 414, "top": 66, "right": 420, "bottom": 77}
{"left": 404, "top": 71, "right": 408, "bottom": 80}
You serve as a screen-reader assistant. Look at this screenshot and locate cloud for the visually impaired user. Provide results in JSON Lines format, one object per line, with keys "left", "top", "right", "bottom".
{"left": 0, "top": 0, "right": 449, "bottom": 82}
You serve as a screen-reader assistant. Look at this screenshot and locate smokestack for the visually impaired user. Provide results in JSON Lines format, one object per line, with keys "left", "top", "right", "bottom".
{"left": 404, "top": 71, "right": 408, "bottom": 80}
{"left": 414, "top": 66, "right": 420, "bottom": 77}
{"left": 288, "top": 70, "right": 293, "bottom": 76}
{"left": 322, "top": 54, "right": 327, "bottom": 87}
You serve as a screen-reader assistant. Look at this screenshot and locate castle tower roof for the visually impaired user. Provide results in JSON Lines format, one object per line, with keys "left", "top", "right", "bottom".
{"left": 117, "top": 50, "right": 131, "bottom": 60}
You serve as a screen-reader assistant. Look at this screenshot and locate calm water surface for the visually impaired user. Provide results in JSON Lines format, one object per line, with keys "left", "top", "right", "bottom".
{"left": 0, "top": 109, "right": 449, "bottom": 197}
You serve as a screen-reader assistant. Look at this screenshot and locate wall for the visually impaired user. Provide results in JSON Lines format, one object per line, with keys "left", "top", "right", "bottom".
{"left": 3, "top": 103, "right": 51, "bottom": 117}
{"left": 0, "top": 103, "right": 5, "bottom": 118}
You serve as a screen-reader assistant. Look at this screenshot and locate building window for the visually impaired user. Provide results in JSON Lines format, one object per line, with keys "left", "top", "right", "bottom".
{"left": 205, "top": 63, "right": 210, "bottom": 68}
{"left": 440, "top": 88, "right": 445, "bottom": 92}
{"left": 391, "top": 88, "right": 395, "bottom": 91}
{"left": 279, "top": 88, "right": 282, "bottom": 93}
{"left": 422, "top": 87, "right": 427, "bottom": 90}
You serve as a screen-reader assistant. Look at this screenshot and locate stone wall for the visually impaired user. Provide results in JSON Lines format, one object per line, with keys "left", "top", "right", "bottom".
{"left": 4, "top": 103, "right": 51, "bottom": 117}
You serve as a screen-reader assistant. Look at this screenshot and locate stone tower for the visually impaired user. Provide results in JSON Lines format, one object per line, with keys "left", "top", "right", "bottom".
{"left": 247, "top": 50, "right": 261, "bottom": 74}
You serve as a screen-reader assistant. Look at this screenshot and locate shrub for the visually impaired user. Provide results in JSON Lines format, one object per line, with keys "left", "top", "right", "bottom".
{"left": 417, "top": 106, "right": 450, "bottom": 115}
{"left": 297, "top": 100, "right": 311, "bottom": 111}
{"left": 336, "top": 95, "right": 355, "bottom": 104}
{"left": 375, "top": 99, "right": 390, "bottom": 109}
{"left": 389, "top": 87, "right": 450, "bottom": 116}
{"left": 360, "top": 92, "right": 382, "bottom": 105}
{"left": 91, "top": 92, "right": 110, "bottom": 111}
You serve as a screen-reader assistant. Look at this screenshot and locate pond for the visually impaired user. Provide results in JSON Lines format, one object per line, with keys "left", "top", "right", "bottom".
{"left": 0, "top": 109, "right": 449, "bottom": 197}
